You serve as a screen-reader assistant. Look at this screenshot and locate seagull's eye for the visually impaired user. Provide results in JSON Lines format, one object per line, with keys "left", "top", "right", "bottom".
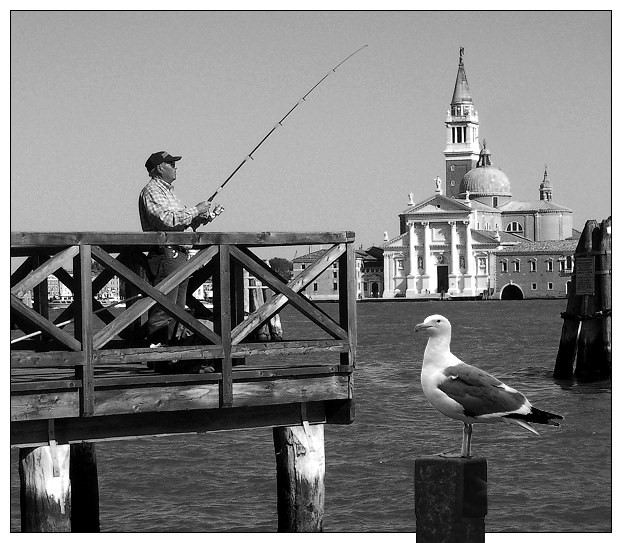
{"left": 436, "top": 319, "right": 441, "bottom": 323}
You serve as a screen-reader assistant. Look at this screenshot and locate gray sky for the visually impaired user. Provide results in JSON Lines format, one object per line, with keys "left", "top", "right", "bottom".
{"left": 10, "top": 10, "right": 611, "bottom": 257}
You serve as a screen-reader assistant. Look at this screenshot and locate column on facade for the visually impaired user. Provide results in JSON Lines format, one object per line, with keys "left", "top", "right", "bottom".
{"left": 449, "top": 221, "right": 459, "bottom": 294}
{"left": 419, "top": 221, "right": 432, "bottom": 294}
{"left": 382, "top": 252, "right": 393, "bottom": 298}
{"left": 462, "top": 219, "right": 475, "bottom": 294}
{"left": 406, "top": 222, "right": 418, "bottom": 297}
{"left": 423, "top": 222, "right": 431, "bottom": 276}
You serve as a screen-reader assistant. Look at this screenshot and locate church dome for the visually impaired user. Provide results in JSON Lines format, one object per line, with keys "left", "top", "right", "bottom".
{"left": 459, "top": 143, "right": 512, "bottom": 197}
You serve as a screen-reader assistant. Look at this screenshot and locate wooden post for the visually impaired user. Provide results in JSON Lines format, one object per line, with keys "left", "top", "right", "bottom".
{"left": 599, "top": 217, "right": 612, "bottom": 370}
{"left": 69, "top": 442, "right": 100, "bottom": 532}
{"left": 555, "top": 219, "right": 611, "bottom": 381}
{"left": 273, "top": 421, "right": 325, "bottom": 532}
{"left": 19, "top": 441, "right": 100, "bottom": 532}
{"left": 414, "top": 456, "right": 487, "bottom": 543}
{"left": 249, "top": 281, "right": 270, "bottom": 341}
{"left": 19, "top": 444, "right": 72, "bottom": 532}
{"left": 264, "top": 261, "right": 283, "bottom": 340}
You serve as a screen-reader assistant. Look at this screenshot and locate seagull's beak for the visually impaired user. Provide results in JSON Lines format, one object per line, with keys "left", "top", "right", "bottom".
{"left": 415, "top": 322, "right": 432, "bottom": 332}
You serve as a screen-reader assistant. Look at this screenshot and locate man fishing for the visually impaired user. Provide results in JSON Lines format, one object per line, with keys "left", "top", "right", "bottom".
{"left": 139, "top": 151, "right": 223, "bottom": 369}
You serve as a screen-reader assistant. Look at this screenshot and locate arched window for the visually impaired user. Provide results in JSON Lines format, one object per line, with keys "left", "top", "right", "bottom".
{"left": 500, "top": 259, "right": 508, "bottom": 273}
{"left": 506, "top": 222, "right": 523, "bottom": 233}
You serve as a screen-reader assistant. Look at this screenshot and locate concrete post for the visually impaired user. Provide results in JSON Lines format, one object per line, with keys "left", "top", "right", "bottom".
{"left": 415, "top": 456, "right": 487, "bottom": 543}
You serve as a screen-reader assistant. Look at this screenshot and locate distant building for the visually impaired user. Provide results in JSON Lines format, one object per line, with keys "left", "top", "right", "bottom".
{"left": 382, "top": 48, "right": 578, "bottom": 300}
{"left": 357, "top": 246, "right": 384, "bottom": 298}
{"left": 291, "top": 247, "right": 382, "bottom": 300}
{"left": 292, "top": 249, "right": 341, "bottom": 300}
{"left": 494, "top": 239, "right": 577, "bottom": 300}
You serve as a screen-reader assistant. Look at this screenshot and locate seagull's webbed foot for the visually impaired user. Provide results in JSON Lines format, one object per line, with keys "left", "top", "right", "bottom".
{"left": 437, "top": 450, "right": 467, "bottom": 458}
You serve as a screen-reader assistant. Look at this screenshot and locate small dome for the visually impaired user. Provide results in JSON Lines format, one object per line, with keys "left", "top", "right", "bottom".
{"left": 459, "top": 144, "right": 512, "bottom": 197}
{"left": 460, "top": 166, "right": 512, "bottom": 197}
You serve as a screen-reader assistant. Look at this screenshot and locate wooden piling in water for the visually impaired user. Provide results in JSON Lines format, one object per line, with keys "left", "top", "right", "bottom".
{"left": 554, "top": 217, "right": 611, "bottom": 381}
{"left": 69, "top": 442, "right": 100, "bottom": 532}
{"left": 19, "top": 441, "right": 100, "bottom": 532}
{"left": 19, "top": 444, "right": 72, "bottom": 532}
{"left": 414, "top": 456, "right": 487, "bottom": 543}
{"left": 273, "top": 421, "right": 325, "bottom": 532}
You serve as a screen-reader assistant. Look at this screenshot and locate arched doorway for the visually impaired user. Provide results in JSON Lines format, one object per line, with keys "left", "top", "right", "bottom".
{"left": 500, "top": 284, "right": 524, "bottom": 300}
{"left": 436, "top": 265, "right": 449, "bottom": 294}
{"left": 371, "top": 282, "right": 379, "bottom": 298}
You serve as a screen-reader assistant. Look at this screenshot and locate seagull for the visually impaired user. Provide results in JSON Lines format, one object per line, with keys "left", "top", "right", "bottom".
{"left": 415, "top": 314, "right": 563, "bottom": 458}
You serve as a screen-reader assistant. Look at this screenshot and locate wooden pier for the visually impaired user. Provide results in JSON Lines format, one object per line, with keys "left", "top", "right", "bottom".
{"left": 11, "top": 231, "right": 357, "bottom": 531}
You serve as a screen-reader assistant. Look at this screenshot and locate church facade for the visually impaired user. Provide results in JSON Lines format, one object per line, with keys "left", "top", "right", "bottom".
{"left": 382, "top": 49, "right": 576, "bottom": 299}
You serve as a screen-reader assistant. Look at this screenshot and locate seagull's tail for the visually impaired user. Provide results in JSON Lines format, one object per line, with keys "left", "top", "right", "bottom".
{"left": 505, "top": 407, "right": 564, "bottom": 431}
{"left": 509, "top": 418, "right": 540, "bottom": 435}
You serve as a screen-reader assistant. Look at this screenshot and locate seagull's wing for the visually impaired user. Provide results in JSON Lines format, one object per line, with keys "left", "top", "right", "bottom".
{"left": 438, "top": 362, "right": 529, "bottom": 419}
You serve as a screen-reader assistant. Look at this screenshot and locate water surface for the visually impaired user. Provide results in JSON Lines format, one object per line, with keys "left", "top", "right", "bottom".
{"left": 10, "top": 300, "right": 611, "bottom": 532}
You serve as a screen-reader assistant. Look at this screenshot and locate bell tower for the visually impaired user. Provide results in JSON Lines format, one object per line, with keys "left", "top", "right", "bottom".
{"left": 444, "top": 47, "right": 480, "bottom": 198}
{"left": 539, "top": 165, "right": 553, "bottom": 201}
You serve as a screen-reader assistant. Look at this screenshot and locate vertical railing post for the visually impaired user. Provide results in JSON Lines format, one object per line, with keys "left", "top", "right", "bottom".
{"left": 338, "top": 239, "right": 357, "bottom": 368}
{"left": 218, "top": 244, "right": 233, "bottom": 407}
{"left": 329, "top": 238, "right": 356, "bottom": 424}
{"left": 230, "top": 255, "right": 247, "bottom": 366}
{"left": 74, "top": 244, "right": 94, "bottom": 416}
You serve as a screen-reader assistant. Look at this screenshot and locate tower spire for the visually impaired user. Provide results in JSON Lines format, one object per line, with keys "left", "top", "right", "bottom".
{"left": 452, "top": 47, "right": 473, "bottom": 105}
{"left": 444, "top": 47, "right": 480, "bottom": 198}
{"left": 539, "top": 164, "right": 552, "bottom": 201}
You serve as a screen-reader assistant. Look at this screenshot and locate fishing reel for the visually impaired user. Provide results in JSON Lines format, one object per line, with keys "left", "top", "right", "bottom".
{"left": 204, "top": 203, "right": 224, "bottom": 221}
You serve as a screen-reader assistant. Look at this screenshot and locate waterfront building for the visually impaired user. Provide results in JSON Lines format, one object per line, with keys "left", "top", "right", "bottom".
{"left": 382, "top": 48, "right": 577, "bottom": 299}
{"left": 291, "top": 247, "right": 382, "bottom": 300}
{"left": 292, "top": 249, "right": 342, "bottom": 300}
{"left": 494, "top": 239, "right": 577, "bottom": 300}
{"left": 357, "top": 246, "right": 384, "bottom": 298}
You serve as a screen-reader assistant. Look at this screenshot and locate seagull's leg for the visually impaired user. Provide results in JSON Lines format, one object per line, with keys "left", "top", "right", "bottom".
{"left": 461, "top": 423, "right": 473, "bottom": 458}
{"left": 438, "top": 424, "right": 468, "bottom": 457}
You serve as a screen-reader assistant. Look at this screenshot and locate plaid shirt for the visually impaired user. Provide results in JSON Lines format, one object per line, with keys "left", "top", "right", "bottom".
{"left": 139, "top": 177, "right": 200, "bottom": 232}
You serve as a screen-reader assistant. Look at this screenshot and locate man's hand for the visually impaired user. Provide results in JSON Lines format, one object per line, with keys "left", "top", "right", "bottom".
{"left": 196, "top": 201, "right": 211, "bottom": 215}
{"left": 191, "top": 203, "right": 224, "bottom": 231}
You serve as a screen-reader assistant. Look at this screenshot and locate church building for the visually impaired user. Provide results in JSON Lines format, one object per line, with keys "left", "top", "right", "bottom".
{"left": 382, "top": 48, "right": 575, "bottom": 299}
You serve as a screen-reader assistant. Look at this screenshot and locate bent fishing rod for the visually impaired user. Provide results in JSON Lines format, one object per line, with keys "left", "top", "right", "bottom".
{"left": 207, "top": 44, "right": 368, "bottom": 204}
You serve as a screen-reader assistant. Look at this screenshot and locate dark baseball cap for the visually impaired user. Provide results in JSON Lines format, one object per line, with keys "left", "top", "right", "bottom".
{"left": 145, "top": 151, "right": 182, "bottom": 172}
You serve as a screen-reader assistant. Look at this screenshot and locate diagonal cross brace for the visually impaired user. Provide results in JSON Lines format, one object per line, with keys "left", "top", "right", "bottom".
{"left": 10, "top": 293, "right": 81, "bottom": 351}
{"left": 91, "top": 245, "right": 221, "bottom": 349}
{"left": 11, "top": 245, "right": 79, "bottom": 299}
{"left": 230, "top": 244, "right": 347, "bottom": 344}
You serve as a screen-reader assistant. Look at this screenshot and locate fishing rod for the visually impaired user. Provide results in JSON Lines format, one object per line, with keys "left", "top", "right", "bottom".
{"left": 207, "top": 44, "right": 368, "bottom": 203}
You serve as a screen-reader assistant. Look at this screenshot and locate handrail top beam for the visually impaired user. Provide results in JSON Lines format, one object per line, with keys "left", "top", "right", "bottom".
{"left": 11, "top": 231, "right": 355, "bottom": 248}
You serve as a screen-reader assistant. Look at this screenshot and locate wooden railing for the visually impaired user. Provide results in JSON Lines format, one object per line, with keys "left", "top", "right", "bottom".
{"left": 11, "top": 232, "right": 357, "bottom": 444}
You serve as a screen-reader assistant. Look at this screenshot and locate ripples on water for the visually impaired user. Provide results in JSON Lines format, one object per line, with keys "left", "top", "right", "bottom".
{"left": 10, "top": 300, "right": 611, "bottom": 532}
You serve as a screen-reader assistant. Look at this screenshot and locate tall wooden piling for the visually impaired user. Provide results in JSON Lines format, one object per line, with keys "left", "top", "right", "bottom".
{"left": 554, "top": 217, "right": 611, "bottom": 381}
{"left": 19, "top": 442, "right": 100, "bottom": 532}
{"left": 69, "top": 442, "right": 100, "bottom": 532}
{"left": 19, "top": 444, "right": 72, "bottom": 532}
{"left": 273, "top": 422, "right": 325, "bottom": 532}
{"left": 414, "top": 456, "right": 487, "bottom": 543}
